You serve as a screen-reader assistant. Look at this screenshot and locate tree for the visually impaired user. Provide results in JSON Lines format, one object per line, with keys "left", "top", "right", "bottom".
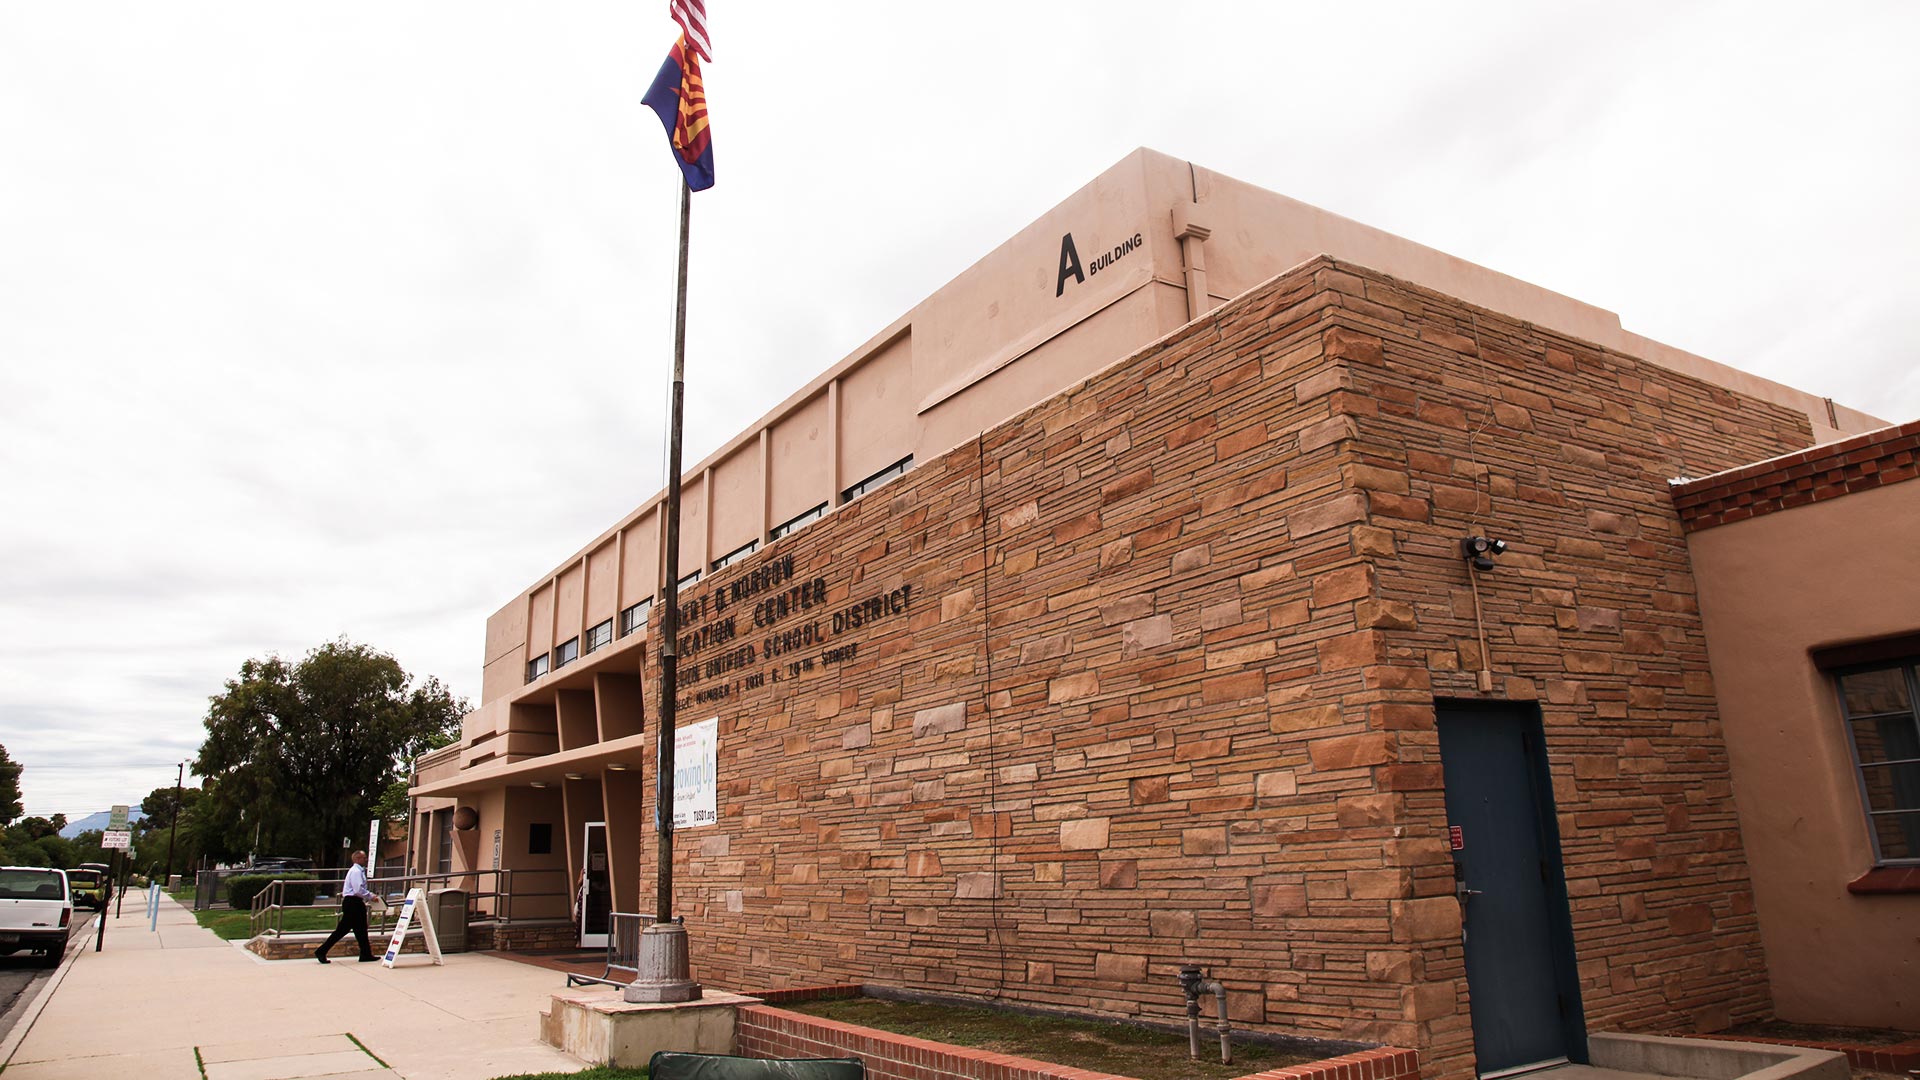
{"left": 0, "top": 744, "right": 22, "bottom": 827}
{"left": 194, "top": 639, "right": 465, "bottom": 865}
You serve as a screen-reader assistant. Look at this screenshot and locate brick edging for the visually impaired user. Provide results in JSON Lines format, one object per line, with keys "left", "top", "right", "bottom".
{"left": 1693, "top": 1033, "right": 1920, "bottom": 1073}
{"left": 736, "top": 1002, "right": 1419, "bottom": 1080}
{"left": 1670, "top": 418, "right": 1920, "bottom": 531}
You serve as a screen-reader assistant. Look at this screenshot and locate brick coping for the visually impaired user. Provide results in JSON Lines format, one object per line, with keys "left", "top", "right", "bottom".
{"left": 1692, "top": 1032, "right": 1920, "bottom": 1073}
{"left": 1670, "top": 418, "right": 1920, "bottom": 531}
{"left": 737, "top": 986, "right": 1420, "bottom": 1080}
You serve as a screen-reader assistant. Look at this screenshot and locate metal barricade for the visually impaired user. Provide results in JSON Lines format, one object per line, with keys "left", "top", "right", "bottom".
{"left": 566, "top": 912, "right": 681, "bottom": 988}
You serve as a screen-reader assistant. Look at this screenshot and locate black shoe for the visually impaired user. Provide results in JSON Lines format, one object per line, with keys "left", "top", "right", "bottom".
{"left": 315, "top": 950, "right": 330, "bottom": 964}
{"left": 358, "top": 956, "right": 378, "bottom": 963}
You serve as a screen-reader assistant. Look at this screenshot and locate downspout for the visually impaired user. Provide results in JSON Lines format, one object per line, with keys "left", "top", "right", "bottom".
{"left": 1173, "top": 204, "right": 1214, "bottom": 322}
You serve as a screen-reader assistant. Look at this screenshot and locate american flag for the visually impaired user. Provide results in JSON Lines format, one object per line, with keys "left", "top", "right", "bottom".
{"left": 670, "top": 0, "right": 711, "bottom": 61}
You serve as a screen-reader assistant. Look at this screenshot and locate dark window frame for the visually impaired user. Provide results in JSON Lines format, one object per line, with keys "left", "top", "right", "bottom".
{"left": 1833, "top": 656, "right": 1920, "bottom": 866}
{"left": 585, "top": 619, "right": 614, "bottom": 654}
{"left": 842, "top": 455, "right": 913, "bottom": 503}
{"left": 525, "top": 653, "right": 550, "bottom": 682}
{"left": 554, "top": 637, "right": 580, "bottom": 668}
{"left": 771, "top": 502, "right": 828, "bottom": 541}
{"left": 712, "top": 540, "right": 759, "bottom": 572}
{"left": 620, "top": 599, "right": 653, "bottom": 637}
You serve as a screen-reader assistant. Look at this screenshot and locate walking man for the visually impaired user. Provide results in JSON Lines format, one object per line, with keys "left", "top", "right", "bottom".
{"left": 316, "top": 850, "right": 376, "bottom": 963}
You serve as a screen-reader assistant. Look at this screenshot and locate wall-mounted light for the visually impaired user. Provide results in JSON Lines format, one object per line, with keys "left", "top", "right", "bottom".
{"left": 1460, "top": 535, "right": 1508, "bottom": 572}
{"left": 529, "top": 781, "right": 549, "bottom": 789}
{"left": 564, "top": 772, "right": 584, "bottom": 780}
{"left": 606, "top": 763, "right": 629, "bottom": 771}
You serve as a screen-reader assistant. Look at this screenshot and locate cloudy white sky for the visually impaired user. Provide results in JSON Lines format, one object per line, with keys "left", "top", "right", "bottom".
{"left": 3, "top": 3, "right": 1916, "bottom": 818}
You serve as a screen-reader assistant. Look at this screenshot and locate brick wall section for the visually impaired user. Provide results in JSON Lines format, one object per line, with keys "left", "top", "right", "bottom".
{"left": 736, "top": 1004, "right": 1421, "bottom": 1080}
{"left": 621, "top": 256, "right": 1814, "bottom": 1080}
{"left": 1670, "top": 418, "right": 1920, "bottom": 531}
{"left": 1305, "top": 261, "right": 1813, "bottom": 1075}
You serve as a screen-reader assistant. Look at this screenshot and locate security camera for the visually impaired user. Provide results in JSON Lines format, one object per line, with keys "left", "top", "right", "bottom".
{"left": 1461, "top": 535, "right": 1507, "bottom": 571}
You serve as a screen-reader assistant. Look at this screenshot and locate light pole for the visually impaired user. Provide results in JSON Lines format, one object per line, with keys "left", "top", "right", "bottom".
{"left": 163, "top": 761, "right": 184, "bottom": 888}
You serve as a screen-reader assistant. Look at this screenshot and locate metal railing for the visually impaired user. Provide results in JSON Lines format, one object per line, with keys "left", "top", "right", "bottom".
{"left": 565, "top": 912, "right": 680, "bottom": 988}
{"left": 243, "top": 867, "right": 570, "bottom": 940}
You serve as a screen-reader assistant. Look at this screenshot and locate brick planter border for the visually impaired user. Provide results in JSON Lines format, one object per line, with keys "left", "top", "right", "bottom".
{"left": 736, "top": 988, "right": 1420, "bottom": 1080}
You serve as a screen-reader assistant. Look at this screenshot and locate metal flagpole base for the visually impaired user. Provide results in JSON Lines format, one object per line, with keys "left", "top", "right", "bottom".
{"left": 622, "top": 922, "right": 702, "bottom": 1003}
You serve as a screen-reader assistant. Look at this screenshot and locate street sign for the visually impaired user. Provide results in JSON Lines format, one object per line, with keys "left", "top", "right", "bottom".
{"left": 109, "top": 805, "right": 130, "bottom": 831}
{"left": 102, "top": 830, "right": 132, "bottom": 850}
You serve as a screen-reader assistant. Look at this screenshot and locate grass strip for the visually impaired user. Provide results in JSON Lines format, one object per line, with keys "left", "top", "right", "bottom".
{"left": 787, "top": 997, "right": 1317, "bottom": 1080}
{"left": 346, "top": 1032, "right": 390, "bottom": 1069}
{"left": 193, "top": 1046, "right": 208, "bottom": 1080}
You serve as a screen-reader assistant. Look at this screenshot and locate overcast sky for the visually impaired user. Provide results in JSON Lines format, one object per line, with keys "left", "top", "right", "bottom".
{"left": 3, "top": 2, "right": 1915, "bottom": 818}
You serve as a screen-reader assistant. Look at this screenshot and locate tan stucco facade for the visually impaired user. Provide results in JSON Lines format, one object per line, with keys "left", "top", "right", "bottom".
{"left": 1684, "top": 451, "right": 1920, "bottom": 1027}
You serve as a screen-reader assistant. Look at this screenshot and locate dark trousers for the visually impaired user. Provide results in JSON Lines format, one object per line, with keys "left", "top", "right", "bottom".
{"left": 320, "top": 896, "right": 373, "bottom": 959}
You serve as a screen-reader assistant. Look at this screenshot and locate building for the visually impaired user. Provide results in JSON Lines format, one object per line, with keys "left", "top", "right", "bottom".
{"left": 408, "top": 149, "right": 1907, "bottom": 1078}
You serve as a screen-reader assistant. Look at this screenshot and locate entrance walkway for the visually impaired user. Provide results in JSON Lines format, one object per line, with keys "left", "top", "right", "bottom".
{"left": 1, "top": 893, "right": 585, "bottom": 1080}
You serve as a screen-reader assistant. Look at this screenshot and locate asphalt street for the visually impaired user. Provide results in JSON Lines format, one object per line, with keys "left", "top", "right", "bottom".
{"left": 0, "top": 914, "right": 95, "bottom": 1044}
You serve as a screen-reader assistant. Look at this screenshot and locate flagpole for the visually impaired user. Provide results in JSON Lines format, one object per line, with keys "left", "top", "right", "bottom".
{"left": 628, "top": 178, "right": 702, "bottom": 1003}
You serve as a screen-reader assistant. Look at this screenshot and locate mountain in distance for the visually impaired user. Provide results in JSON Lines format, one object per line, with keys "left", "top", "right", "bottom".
{"left": 58, "top": 808, "right": 148, "bottom": 838}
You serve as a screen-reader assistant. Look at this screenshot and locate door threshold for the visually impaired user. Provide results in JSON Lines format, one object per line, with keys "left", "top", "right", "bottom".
{"left": 1482, "top": 1058, "right": 1570, "bottom": 1079}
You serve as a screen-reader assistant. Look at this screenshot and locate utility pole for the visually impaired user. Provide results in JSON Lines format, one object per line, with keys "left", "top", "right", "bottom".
{"left": 163, "top": 761, "right": 184, "bottom": 888}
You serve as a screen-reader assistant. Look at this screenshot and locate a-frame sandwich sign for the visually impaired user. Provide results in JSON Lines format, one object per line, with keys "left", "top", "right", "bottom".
{"left": 380, "top": 887, "right": 444, "bottom": 967}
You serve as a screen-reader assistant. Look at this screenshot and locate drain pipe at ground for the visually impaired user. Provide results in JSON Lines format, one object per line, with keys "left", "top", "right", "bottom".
{"left": 1177, "top": 964, "right": 1232, "bottom": 1065}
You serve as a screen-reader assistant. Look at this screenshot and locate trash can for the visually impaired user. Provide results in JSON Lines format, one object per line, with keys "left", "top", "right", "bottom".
{"left": 429, "top": 888, "right": 468, "bottom": 953}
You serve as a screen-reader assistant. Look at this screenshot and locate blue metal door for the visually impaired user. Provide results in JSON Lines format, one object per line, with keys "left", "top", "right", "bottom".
{"left": 1437, "top": 701, "right": 1586, "bottom": 1075}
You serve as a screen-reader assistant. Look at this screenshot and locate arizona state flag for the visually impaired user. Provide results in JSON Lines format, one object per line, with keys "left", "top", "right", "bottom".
{"left": 643, "top": 34, "right": 714, "bottom": 192}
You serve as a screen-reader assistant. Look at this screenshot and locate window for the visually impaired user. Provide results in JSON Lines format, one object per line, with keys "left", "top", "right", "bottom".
{"left": 771, "top": 502, "right": 827, "bottom": 541}
{"left": 712, "top": 540, "right": 758, "bottom": 572}
{"left": 842, "top": 455, "right": 913, "bottom": 503}
{"left": 525, "top": 653, "right": 550, "bottom": 682}
{"left": 433, "top": 809, "right": 453, "bottom": 875}
{"left": 1836, "top": 659, "right": 1920, "bottom": 863}
{"left": 528, "top": 823, "right": 553, "bottom": 855}
{"left": 676, "top": 570, "right": 701, "bottom": 591}
{"left": 585, "top": 619, "right": 614, "bottom": 654}
{"left": 620, "top": 599, "right": 652, "bottom": 637}
{"left": 554, "top": 637, "right": 580, "bottom": 668}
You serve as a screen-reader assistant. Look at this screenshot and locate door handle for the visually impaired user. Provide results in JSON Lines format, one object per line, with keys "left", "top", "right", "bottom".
{"left": 1454, "top": 882, "right": 1482, "bottom": 902}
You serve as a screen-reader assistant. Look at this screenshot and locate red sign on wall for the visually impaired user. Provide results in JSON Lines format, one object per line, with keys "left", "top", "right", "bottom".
{"left": 1448, "top": 825, "right": 1465, "bottom": 851}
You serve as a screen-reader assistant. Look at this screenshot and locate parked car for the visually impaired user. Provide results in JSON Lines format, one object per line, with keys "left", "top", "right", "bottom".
{"left": 66, "top": 865, "right": 109, "bottom": 911}
{"left": 247, "top": 856, "right": 314, "bottom": 871}
{"left": 0, "top": 866, "right": 73, "bottom": 967}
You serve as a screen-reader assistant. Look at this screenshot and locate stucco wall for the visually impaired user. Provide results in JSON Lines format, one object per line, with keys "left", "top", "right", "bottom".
{"left": 1687, "top": 479, "right": 1920, "bottom": 1027}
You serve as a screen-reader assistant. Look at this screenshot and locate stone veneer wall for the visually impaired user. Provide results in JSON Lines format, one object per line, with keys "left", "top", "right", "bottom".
{"left": 626, "top": 257, "right": 1810, "bottom": 1080}
{"left": 1296, "top": 264, "right": 1813, "bottom": 1074}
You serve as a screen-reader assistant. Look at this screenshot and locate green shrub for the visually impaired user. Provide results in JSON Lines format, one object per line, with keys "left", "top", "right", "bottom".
{"left": 227, "top": 872, "right": 320, "bottom": 909}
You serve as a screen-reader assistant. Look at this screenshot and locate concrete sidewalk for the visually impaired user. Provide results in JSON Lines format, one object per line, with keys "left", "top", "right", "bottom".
{"left": 2, "top": 893, "right": 585, "bottom": 1080}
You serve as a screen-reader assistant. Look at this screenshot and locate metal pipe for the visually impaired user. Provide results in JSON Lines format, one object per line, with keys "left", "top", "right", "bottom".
{"left": 1175, "top": 964, "right": 1232, "bottom": 1065}
{"left": 1206, "top": 978, "right": 1232, "bottom": 1065}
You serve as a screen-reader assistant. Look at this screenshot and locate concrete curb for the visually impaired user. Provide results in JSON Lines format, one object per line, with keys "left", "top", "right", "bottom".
{"left": 0, "top": 913, "right": 95, "bottom": 1069}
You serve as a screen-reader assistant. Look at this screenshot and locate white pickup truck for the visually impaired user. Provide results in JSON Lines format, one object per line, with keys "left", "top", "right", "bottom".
{"left": 0, "top": 866, "right": 73, "bottom": 967}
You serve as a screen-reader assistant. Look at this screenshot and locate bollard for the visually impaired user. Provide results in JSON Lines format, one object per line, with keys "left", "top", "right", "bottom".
{"left": 149, "top": 884, "right": 160, "bottom": 932}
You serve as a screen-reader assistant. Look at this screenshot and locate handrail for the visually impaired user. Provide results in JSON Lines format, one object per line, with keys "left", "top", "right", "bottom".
{"left": 566, "top": 912, "right": 681, "bottom": 988}
{"left": 237, "top": 866, "right": 570, "bottom": 938}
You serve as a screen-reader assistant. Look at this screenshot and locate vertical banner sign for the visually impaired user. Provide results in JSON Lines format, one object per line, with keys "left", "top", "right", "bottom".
{"left": 491, "top": 828, "right": 502, "bottom": 870}
{"left": 369, "top": 818, "right": 381, "bottom": 864}
{"left": 672, "top": 717, "right": 719, "bottom": 829}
